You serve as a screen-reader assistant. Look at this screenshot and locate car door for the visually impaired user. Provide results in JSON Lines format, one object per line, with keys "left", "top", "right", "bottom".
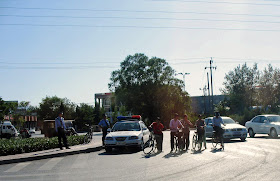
{"left": 205, "top": 118, "right": 213, "bottom": 137}
{"left": 251, "top": 116, "right": 261, "bottom": 133}
{"left": 260, "top": 116, "right": 271, "bottom": 134}
{"left": 140, "top": 122, "right": 149, "bottom": 143}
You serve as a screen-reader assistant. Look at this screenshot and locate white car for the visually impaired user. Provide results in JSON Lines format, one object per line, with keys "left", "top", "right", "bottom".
{"left": 29, "top": 128, "right": 36, "bottom": 134}
{"left": 205, "top": 116, "right": 247, "bottom": 141}
{"left": 104, "top": 119, "right": 150, "bottom": 152}
{"left": 245, "top": 115, "right": 280, "bottom": 138}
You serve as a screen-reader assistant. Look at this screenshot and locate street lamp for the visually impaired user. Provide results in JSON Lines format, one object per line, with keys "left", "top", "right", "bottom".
{"left": 177, "top": 72, "right": 190, "bottom": 91}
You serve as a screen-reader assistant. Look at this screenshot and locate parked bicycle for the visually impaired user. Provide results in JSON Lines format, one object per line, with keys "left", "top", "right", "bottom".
{"left": 84, "top": 124, "right": 93, "bottom": 144}
{"left": 212, "top": 130, "right": 224, "bottom": 150}
{"left": 192, "top": 131, "right": 202, "bottom": 151}
{"left": 143, "top": 131, "right": 156, "bottom": 154}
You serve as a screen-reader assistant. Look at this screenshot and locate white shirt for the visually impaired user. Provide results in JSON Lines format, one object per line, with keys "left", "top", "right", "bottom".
{"left": 169, "top": 119, "right": 183, "bottom": 132}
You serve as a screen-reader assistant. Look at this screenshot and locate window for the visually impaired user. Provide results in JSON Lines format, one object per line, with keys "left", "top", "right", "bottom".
{"left": 252, "top": 116, "right": 261, "bottom": 123}
{"left": 260, "top": 116, "right": 267, "bottom": 123}
{"left": 7, "top": 126, "right": 12, "bottom": 129}
{"left": 2, "top": 126, "right": 6, "bottom": 129}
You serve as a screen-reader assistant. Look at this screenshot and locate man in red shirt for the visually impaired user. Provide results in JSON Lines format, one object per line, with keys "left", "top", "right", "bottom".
{"left": 150, "top": 117, "right": 164, "bottom": 152}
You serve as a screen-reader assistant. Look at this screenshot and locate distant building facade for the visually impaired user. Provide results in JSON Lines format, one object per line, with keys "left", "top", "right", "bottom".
{"left": 191, "top": 95, "right": 227, "bottom": 114}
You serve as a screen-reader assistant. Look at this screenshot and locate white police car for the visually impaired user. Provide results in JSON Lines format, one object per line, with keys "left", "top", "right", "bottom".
{"left": 104, "top": 115, "right": 150, "bottom": 152}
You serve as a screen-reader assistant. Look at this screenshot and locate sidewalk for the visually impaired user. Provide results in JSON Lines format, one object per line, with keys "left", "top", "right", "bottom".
{"left": 0, "top": 133, "right": 103, "bottom": 165}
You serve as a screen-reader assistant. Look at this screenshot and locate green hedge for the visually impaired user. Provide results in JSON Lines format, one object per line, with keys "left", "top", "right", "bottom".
{"left": 0, "top": 135, "right": 85, "bottom": 156}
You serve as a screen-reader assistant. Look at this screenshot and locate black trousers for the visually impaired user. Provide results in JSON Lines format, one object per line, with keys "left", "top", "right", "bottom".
{"left": 102, "top": 128, "right": 108, "bottom": 146}
{"left": 182, "top": 131, "right": 190, "bottom": 150}
{"left": 170, "top": 132, "right": 183, "bottom": 150}
{"left": 58, "top": 128, "right": 68, "bottom": 148}
{"left": 155, "top": 133, "right": 163, "bottom": 151}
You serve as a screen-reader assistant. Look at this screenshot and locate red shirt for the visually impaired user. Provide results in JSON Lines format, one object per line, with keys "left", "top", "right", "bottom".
{"left": 151, "top": 122, "right": 164, "bottom": 135}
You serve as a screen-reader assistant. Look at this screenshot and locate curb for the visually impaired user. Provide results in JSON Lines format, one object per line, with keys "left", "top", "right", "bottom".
{"left": 0, "top": 145, "right": 103, "bottom": 166}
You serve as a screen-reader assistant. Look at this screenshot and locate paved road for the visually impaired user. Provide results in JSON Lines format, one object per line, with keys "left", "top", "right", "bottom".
{"left": 1, "top": 131, "right": 280, "bottom": 181}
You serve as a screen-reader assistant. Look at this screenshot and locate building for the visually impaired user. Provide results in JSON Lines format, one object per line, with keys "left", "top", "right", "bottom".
{"left": 190, "top": 95, "right": 227, "bottom": 114}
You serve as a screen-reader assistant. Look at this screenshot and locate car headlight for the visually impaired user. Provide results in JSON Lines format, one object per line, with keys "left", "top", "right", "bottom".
{"left": 105, "top": 137, "right": 113, "bottom": 141}
{"left": 243, "top": 128, "right": 247, "bottom": 132}
{"left": 129, "top": 136, "right": 139, "bottom": 140}
{"left": 225, "top": 129, "right": 230, "bottom": 132}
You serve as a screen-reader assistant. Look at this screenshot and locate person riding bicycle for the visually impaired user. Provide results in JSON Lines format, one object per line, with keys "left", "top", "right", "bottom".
{"left": 195, "top": 114, "right": 206, "bottom": 149}
{"left": 181, "top": 114, "right": 193, "bottom": 150}
{"left": 212, "top": 112, "right": 225, "bottom": 144}
{"left": 149, "top": 117, "right": 164, "bottom": 152}
{"left": 169, "top": 113, "right": 184, "bottom": 152}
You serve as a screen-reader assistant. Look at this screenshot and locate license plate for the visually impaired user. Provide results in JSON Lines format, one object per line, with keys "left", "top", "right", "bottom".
{"left": 116, "top": 142, "right": 126, "bottom": 145}
{"left": 233, "top": 132, "right": 241, "bottom": 136}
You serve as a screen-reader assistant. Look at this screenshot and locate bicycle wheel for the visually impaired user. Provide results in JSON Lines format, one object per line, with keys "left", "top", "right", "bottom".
{"left": 143, "top": 140, "right": 154, "bottom": 154}
{"left": 192, "top": 134, "right": 197, "bottom": 150}
{"left": 212, "top": 134, "right": 218, "bottom": 149}
{"left": 84, "top": 133, "right": 92, "bottom": 144}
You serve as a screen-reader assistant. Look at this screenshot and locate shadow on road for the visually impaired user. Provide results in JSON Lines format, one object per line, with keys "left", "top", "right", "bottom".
{"left": 98, "top": 148, "right": 140, "bottom": 156}
{"left": 142, "top": 151, "right": 161, "bottom": 159}
{"left": 163, "top": 150, "right": 187, "bottom": 159}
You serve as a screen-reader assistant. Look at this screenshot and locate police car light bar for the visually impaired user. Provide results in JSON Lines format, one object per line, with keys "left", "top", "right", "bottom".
{"left": 117, "top": 115, "right": 141, "bottom": 121}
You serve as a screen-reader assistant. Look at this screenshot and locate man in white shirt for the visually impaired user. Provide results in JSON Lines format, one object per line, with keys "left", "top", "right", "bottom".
{"left": 169, "top": 113, "right": 183, "bottom": 152}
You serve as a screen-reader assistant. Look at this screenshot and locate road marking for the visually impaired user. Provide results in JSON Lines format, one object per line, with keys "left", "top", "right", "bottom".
{"left": 260, "top": 143, "right": 280, "bottom": 150}
{"left": 71, "top": 154, "right": 89, "bottom": 169}
{"left": 239, "top": 145, "right": 277, "bottom": 154}
{"left": 38, "top": 157, "right": 64, "bottom": 171}
{"left": 230, "top": 148, "right": 265, "bottom": 157}
{"left": 5, "top": 162, "right": 31, "bottom": 173}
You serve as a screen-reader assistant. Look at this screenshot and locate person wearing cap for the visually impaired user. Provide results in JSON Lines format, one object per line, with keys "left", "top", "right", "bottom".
{"left": 181, "top": 114, "right": 193, "bottom": 150}
{"left": 212, "top": 112, "right": 225, "bottom": 143}
{"left": 55, "top": 112, "right": 70, "bottom": 150}
{"left": 195, "top": 114, "right": 206, "bottom": 150}
{"left": 98, "top": 114, "right": 111, "bottom": 146}
{"left": 169, "top": 113, "right": 184, "bottom": 152}
{"left": 150, "top": 117, "right": 164, "bottom": 152}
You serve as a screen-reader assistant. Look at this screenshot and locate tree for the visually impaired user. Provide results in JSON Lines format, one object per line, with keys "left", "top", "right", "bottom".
{"left": 222, "top": 63, "right": 259, "bottom": 114}
{"left": 75, "top": 103, "right": 95, "bottom": 129}
{"left": 108, "top": 53, "right": 191, "bottom": 125}
{"left": 258, "top": 64, "right": 280, "bottom": 112}
{"left": 38, "top": 96, "right": 76, "bottom": 120}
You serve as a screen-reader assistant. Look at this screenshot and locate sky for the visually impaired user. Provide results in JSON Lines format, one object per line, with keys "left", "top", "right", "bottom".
{"left": 0, "top": 0, "right": 280, "bottom": 106}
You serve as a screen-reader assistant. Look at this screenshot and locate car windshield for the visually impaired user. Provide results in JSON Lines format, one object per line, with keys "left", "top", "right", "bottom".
{"left": 112, "top": 122, "right": 141, "bottom": 131}
{"left": 223, "top": 118, "right": 236, "bottom": 124}
{"left": 267, "top": 116, "right": 280, "bottom": 122}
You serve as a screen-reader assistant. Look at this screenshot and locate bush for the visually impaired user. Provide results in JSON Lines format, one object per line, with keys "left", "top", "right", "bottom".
{"left": 0, "top": 135, "right": 85, "bottom": 156}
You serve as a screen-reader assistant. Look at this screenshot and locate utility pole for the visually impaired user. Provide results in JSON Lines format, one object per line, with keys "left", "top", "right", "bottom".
{"left": 205, "top": 58, "right": 216, "bottom": 114}
{"left": 200, "top": 85, "right": 207, "bottom": 114}
{"left": 177, "top": 72, "right": 190, "bottom": 91}
{"left": 207, "top": 72, "right": 211, "bottom": 114}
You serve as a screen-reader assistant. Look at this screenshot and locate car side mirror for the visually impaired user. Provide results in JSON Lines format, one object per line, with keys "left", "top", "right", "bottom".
{"left": 107, "top": 128, "right": 112, "bottom": 132}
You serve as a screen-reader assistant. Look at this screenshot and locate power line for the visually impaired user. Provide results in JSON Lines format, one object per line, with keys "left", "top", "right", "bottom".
{"left": 1, "top": 23, "right": 280, "bottom": 32}
{"left": 150, "top": 0, "right": 280, "bottom": 7}
{"left": 2, "top": 14, "right": 280, "bottom": 24}
{"left": 0, "top": 7, "right": 280, "bottom": 18}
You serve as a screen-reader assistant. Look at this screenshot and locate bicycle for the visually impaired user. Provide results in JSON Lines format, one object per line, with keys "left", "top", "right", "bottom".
{"left": 143, "top": 131, "right": 156, "bottom": 154}
{"left": 84, "top": 124, "right": 93, "bottom": 144}
{"left": 175, "top": 130, "right": 184, "bottom": 152}
{"left": 192, "top": 131, "right": 202, "bottom": 151}
{"left": 212, "top": 130, "right": 224, "bottom": 150}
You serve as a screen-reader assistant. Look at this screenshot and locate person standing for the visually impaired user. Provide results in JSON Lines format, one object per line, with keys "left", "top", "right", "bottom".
{"left": 181, "top": 114, "right": 193, "bottom": 150}
{"left": 55, "top": 112, "right": 70, "bottom": 150}
{"left": 195, "top": 114, "right": 206, "bottom": 150}
{"left": 98, "top": 114, "right": 110, "bottom": 146}
{"left": 150, "top": 117, "right": 164, "bottom": 152}
{"left": 212, "top": 112, "right": 225, "bottom": 144}
{"left": 169, "top": 113, "right": 184, "bottom": 152}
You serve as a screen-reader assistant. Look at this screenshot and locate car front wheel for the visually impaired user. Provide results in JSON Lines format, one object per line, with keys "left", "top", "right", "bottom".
{"left": 248, "top": 129, "right": 255, "bottom": 138}
{"left": 270, "top": 128, "right": 278, "bottom": 138}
